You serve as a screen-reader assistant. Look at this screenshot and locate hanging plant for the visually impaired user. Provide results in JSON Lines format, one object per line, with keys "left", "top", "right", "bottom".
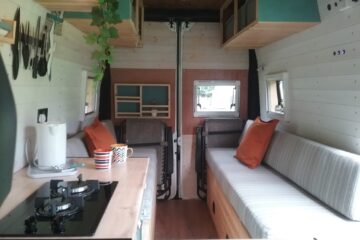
{"left": 85, "top": 0, "right": 121, "bottom": 81}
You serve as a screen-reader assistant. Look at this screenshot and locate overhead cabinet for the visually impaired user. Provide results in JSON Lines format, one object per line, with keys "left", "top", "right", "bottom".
{"left": 36, "top": 0, "right": 143, "bottom": 48}
{"left": 221, "top": 0, "right": 320, "bottom": 48}
{"left": 114, "top": 84, "right": 170, "bottom": 119}
{"left": 0, "top": 19, "right": 16, "bottom": 44}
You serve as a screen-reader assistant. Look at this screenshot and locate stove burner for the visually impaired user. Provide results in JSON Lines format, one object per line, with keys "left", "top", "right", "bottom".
{"left": 70, "top": 184, "right": 88, "bottom": 194}
{"left": 50, "top": 174, "right": 99, "bottom": 199}
{"left": 34, "top": 196, "right": 83, "bottom": 219}
{"left": 24, "top": 216, "right": 37, "bottom": 234}
{"left": 0, "top": 175, "right": 117, "bottom": 237}
{"left": 51, "top": 215, "right": 65, "bottom": 234}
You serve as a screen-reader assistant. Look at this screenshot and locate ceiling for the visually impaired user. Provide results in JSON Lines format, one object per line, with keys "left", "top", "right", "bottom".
{"left": 143, "top": 0, "right": 225, "bottom": 10}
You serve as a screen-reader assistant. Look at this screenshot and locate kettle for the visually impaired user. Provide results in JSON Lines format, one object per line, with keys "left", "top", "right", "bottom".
{"left": 35, "top": 122, "right": 66, "bottom": 169}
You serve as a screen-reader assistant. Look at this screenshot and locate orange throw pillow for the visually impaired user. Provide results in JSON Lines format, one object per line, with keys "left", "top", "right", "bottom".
{"left": 235, "top": 117, "right": 279, "bottom": 168}
{"left": 84, "top": 118, "right": 117, "bottom": 157}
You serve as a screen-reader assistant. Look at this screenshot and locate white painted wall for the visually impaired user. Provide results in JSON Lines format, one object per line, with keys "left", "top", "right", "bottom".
{"left": 257, "top": 0, "right": 360, "bottom": 154}
{"left": 0, "top": 0, "right": 94, "bottom": 172}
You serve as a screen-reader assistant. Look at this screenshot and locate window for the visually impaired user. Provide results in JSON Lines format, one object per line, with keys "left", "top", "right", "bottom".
{"left": 194, "top": 80, "right": 240, "bottom": 117}
{"left": 84, "top": 76, "right": 98, "bottom": 115}
{"left": 265, "top": 72, "right": 288, "bottom": 117}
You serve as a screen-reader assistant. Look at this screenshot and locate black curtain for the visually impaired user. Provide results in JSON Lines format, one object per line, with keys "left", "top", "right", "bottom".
{"left": 98, "top": 63, "right": 111, "bottom": 120}
{"left": 247, "top": 49, "right": 260, "bottom": 120}
{"left": 0, "top": 54, "right": 17, "bottom": 205}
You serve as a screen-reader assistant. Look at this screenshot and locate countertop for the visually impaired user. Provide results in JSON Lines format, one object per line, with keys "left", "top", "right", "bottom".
{"left": 0, "top": 157, "right": 149, "bottom": 239}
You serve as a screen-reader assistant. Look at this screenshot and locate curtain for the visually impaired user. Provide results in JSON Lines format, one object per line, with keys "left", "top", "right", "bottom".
{"left": 247, "top": 49, "right": 260, "bottom": 120}
{"left": 0, "top": 54, "right": 17, "bottom": 205}
{"left": 98, "top": 63, "right": 111, "bottom": 120}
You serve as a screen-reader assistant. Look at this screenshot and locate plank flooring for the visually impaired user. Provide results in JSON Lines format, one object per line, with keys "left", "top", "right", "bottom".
{"left": 155, "top": 199, "right": 218, "bottom": 239}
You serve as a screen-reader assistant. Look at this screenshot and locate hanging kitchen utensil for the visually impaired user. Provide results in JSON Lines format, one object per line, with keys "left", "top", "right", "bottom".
{"left": 47, "top": 23, "right": 56, "bottom": 81}
{"left": 22, "top": 21, "right": 30, "bottom": 69}
{"left": 11, "top": 8, "right": 20, "bottom": 80}
{"left": 29, "top": 27, "right": 34, "bottom": 67}
{"left": 37, "top": 26, "right": 47, "bottom": 77}
{"left": 32, "top": 16, "right": 40, "bottom": 79}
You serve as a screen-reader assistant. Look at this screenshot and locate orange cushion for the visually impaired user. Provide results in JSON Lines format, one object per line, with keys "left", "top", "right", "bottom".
{"left": 84, "top": 118, "right": 117, "bottom": 157}
{"left": 235, "top": 117, "right": 279, "bottom": 168}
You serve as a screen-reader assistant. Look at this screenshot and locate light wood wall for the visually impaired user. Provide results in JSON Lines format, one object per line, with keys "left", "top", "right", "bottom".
{"left": 0, "top": 0, "right": 94, "bottom": 172}
{"left": 112, "top": 22, "right": 248, "bottom": 70}
{"left": 257, "top": 0, "right": 360, "bottom": 154}
{"left": 112, "top": 22, "right": 177, "bottom": 69}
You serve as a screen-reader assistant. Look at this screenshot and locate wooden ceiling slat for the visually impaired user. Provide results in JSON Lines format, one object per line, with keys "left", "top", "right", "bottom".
{"left": 35, "top": 0, "right": 98, "bottom": 12}
{"left": 143, "top": 0, "right": 225, "bottom": 9}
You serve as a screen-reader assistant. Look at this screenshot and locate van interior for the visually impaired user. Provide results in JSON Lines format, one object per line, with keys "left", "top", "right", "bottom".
{"left": 1, "top": 0, "right": 360, "bottom": 239}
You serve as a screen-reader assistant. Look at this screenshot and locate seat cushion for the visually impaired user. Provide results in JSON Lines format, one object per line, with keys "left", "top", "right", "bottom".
{"left": 264, "top": 130, "right": 360, "bottom": 221}
{"left": 206, "top": 148, "right": 360, "bottom": 239}
{"left": 66, "top": 132, "right": 89, "bottom": 157}
{"left": 84, "top": 118, "right": 117, "bottom": 157}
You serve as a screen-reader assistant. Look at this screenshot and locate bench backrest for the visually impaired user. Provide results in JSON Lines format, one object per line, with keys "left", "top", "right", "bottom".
{"left": 264, "top": 130, "right": 360, "bottom": 221}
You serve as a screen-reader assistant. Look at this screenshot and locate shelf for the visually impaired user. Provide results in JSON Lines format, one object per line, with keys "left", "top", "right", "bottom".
{"left": 35, "top": 0, "right": 144, "bottom": 48}
{"left": 142, "top": 105, "right": 169, "bottom": 108}
{"left": 221, "top": 0, "right": 320, "bottom": 49}
{"left": 117, "top": 99, "right": 141, "bottom": 103}
{"left": 0, "top": 19, "right": 16, "bottom": 44}
{"left": 114, "top": 83, "right": 170, "bottom": 119}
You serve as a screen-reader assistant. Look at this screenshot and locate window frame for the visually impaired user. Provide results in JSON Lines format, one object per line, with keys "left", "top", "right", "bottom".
{"left": 84, "top": 75, "right": 98, "bottom": 116}
{"left": 265, "top": 72, "right": 288, "bottom": 119}
{"left": 193, "top": 80, "right": 241, "bottom": 118}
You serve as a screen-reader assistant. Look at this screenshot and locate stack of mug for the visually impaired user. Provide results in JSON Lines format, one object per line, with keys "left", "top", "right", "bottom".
{"left": 94, "top": 144, "right": 133, "bottom": 169}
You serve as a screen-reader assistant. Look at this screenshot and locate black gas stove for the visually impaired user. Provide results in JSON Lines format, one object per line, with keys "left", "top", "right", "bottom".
{"left": 0, "top": 174, "right": 118, "bottom": 237}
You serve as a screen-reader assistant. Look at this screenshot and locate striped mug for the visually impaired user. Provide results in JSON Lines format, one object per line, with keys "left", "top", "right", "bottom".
{"left": 111, "top": 144, "right": 133, "bottom": 164}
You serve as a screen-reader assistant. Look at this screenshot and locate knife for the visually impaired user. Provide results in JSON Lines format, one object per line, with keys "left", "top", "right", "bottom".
{"left": 32, "top": 16, "right": 40, "bottom": 79}
{"left": 22, "top": 21, "right": 30, "bottom": 69}
{"left": 11, "top": 8, "right": 20, "bottom": 80}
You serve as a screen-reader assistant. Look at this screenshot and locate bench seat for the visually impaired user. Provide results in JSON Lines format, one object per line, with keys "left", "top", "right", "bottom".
{"left": 206, "top": 147, "right": 360, "bottom": 239}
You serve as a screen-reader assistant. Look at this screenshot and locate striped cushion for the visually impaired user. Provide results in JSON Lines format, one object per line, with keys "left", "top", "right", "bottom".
{"left": 207, "top": 148, "right": 360, "bottom": 238}
{"left": 264, "top": 131, "right": 360, "bottom": 221}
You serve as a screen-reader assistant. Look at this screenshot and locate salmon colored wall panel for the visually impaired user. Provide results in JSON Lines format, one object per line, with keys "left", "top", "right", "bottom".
{"left": 111, "top": 68, "right": 176, "bottom": 129}
{"left": 182, "top": 69, "right": 248, "bottom": 135}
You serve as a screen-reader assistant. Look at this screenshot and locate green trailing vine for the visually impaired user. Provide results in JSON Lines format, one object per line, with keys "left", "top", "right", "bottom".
{"left": 85, "top": 0, "right": 121, "bottom": 81}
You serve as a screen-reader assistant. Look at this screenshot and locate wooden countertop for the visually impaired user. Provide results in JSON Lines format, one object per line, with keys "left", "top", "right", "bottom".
{"left": 0, "top": 157, "right": 149, "bottom": 239}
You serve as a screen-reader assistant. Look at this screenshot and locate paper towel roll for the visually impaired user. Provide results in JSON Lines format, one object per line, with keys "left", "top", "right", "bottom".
{"left": 36, "top": 122, "right": 66, "bottom": 168}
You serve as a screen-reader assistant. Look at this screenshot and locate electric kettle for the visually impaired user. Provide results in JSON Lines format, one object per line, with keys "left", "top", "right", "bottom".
{"left": 35, "top": 122, "right": 66, "bottom": 169}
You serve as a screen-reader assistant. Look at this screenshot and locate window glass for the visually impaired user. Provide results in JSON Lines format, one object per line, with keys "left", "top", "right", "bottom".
{"left": 85, "top": 77, "right": 98, "bottom": 115}
{"left": 194, "top": 80, "right": 240, "bottom": 117}
{"left": 265, "top": 72, "right": 288, "bottom": 117}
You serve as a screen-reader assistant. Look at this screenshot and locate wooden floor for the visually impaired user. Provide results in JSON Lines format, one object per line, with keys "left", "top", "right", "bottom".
{"left": 155, "top": 199, "right": 218, "bottom": 240}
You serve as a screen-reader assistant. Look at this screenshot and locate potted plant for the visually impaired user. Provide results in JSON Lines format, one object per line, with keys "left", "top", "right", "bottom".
{"left": 85, "top": 0, "right": 121, "bottom": 81}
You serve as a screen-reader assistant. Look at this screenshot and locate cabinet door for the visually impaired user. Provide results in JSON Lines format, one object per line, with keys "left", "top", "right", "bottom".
{"left": 207, "top": 167, "right": 250, "bottom": 239}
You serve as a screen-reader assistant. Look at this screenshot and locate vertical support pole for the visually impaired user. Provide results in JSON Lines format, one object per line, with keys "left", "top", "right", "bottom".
{"left": 173, "top": 20, "right": 183, "bottom": 200}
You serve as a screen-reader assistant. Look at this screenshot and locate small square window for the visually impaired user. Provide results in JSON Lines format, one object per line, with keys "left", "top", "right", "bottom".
{"left": 85, "top": 76, "right": 98, "bottom": 115}
{"left": 265, "top": 72, "right": 288, "bottom": 118}
{"left": 194, "top": 80, "right": 240, "bottom": 117}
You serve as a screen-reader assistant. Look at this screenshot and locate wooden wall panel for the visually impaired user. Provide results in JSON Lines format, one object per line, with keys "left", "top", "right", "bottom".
{"left": 257, "top": 0, "right": 360, "bottom": 154}
{"left": 183, "top": 23, "right": 248, "bottom": 69}
{"left": 0, "top": 0, "right": 94, "bottom": 172}
{"left": 182, "top": 69, "right": 248, "bottom": 135}
{"left": 112, "top": 22, "right": 177, "bottom": 69}
{"left": 112, "top": 22, "right": 248, "bottom": 70}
